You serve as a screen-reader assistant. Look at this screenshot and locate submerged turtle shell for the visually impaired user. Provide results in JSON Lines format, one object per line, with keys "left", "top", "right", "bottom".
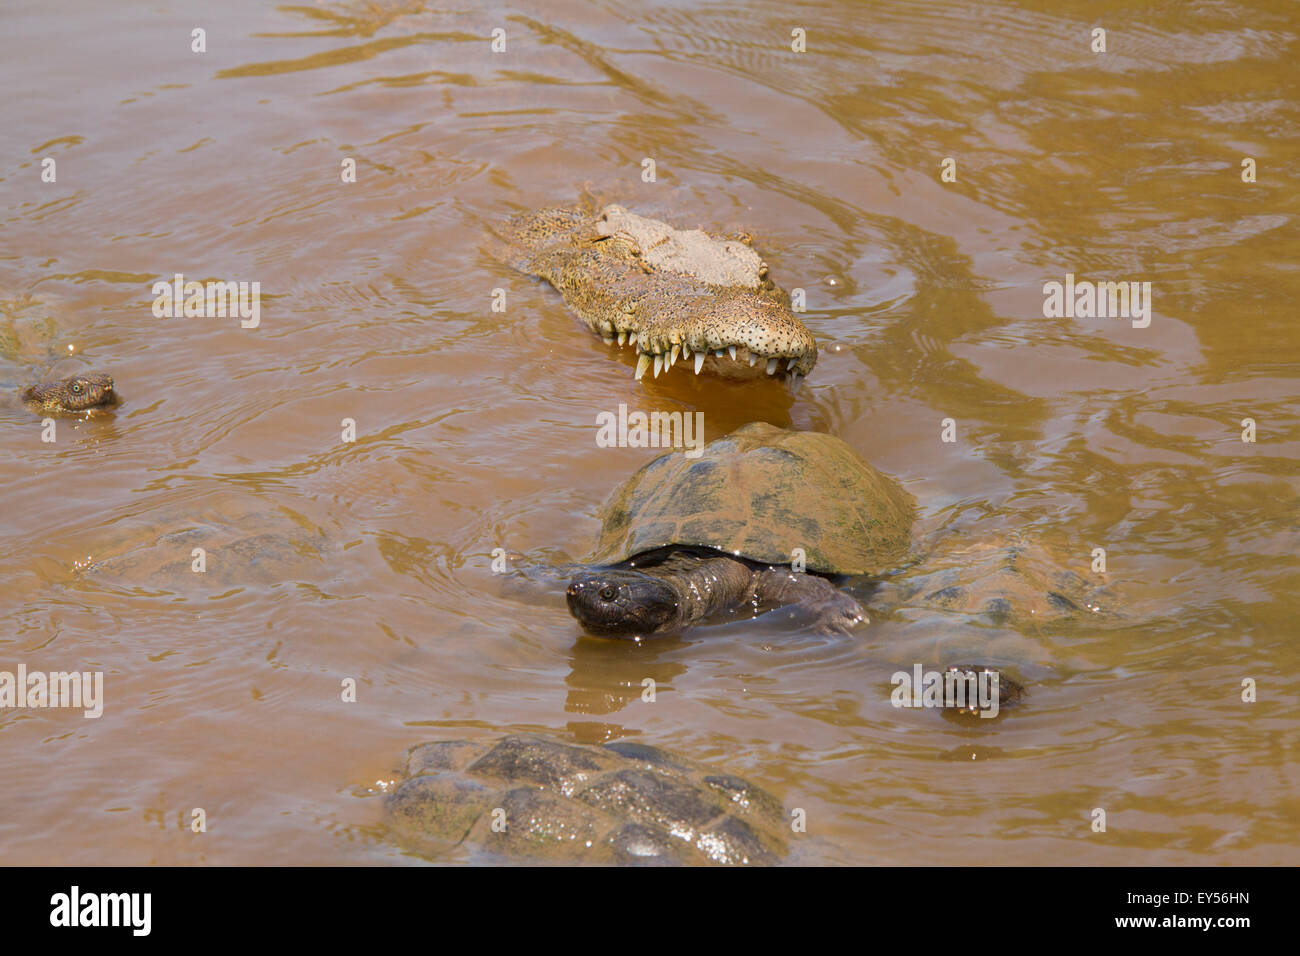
{"left": 385, "top": 734, "right": 788, "bottom": 865}
{"left": 872, "top": 532, "right": 1120, "bottom": 627}
{"left": 0, "top": 293, "right": 62, "bottom": 366}
{"left": 589, "top": 422, "right": 916, "bottom": 575}
{"left": 65, "top": 491, "right": 334, "bottom": 595}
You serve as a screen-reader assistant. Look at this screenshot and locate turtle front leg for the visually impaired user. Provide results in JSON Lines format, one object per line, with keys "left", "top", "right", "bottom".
{"left": 750, "top": 568, "right": 867, "bottom": 634}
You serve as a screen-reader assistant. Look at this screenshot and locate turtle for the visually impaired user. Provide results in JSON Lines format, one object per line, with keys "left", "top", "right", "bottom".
{"left": 383, "top": 733, "right": 789, "bottom": 865}
{"left": 555, "top": 424, "right": 1119, "bottom": 646}
{"left": 494, "top": 202, "right": 818, "bottom": 387}
{"left": 0, "top": 293, "right": 118, "bottom": 416}
{"left": 63, "top": 490, "right": 336, "bottom": 596}
{"left": 867, "top": 532, "right": 1120, "bottom": 716}
{"left": 563, "top": 422, "right": 917, "bottom": 637}
{"left": 870, "top": 532, "right": 1118, "bottom": 627}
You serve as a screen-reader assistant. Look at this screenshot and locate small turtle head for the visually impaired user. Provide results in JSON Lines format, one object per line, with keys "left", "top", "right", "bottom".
{"left": 566, "top": 568, "right": 679, "bottom": 637}
{"left": 22, "top": 371, "right": 117, "bottom": 413}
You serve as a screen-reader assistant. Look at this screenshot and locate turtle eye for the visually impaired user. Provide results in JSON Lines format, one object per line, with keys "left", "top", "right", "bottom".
{"left": 598, "top": 586, "right": 617, "bottom": 601}
{"left": 71, "top": 383, "right": 83, "bottom": 393}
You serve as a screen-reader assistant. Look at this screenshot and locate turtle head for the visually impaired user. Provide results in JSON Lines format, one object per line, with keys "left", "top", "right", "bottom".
{"left": 566, "top": 568, "right": 680, "bottom": 637}
{"left": 21, "top": 371, "right": 117, "bottom": 413}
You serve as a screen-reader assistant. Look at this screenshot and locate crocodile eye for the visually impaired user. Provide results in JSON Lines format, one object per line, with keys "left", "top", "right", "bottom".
{"left": 598, "top": 586, "right": 617, "bottom": 601}
{"left": 71, "top": 383, "right": 83, "bottom": 393}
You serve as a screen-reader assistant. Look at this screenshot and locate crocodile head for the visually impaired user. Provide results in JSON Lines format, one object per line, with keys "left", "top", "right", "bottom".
{"left": 613, "top": 290, "right": 818, "bottom": 385}
{"left": 501, "top": 203, "right": 819, "bottom": 387}
{"left": 21, "top": 371, "right": 118, "bottom": 414}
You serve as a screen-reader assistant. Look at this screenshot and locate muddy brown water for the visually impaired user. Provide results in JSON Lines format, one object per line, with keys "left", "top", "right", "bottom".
{"left": 1, "top": 0, "right": 1297, "bottom": 865}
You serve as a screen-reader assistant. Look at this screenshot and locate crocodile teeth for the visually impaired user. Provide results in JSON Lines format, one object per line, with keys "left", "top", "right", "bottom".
{"left": 766, "top": 358, "right": 778, "bottom": 375}
{"left": 628, "top": 333, "right": 636, "bottom": 346}
{"left": 728, "top": 346, "right": 737, "bottom": 361}
{"left": 670, "top": 345, "right": 680, "bottom": 367}
{"left": 789, "top": 373, "right": 803, "bottom": 393}
{"left": 682, "top": 345, "right": 691, "bottom": 359}
{"left": 715, "top": 349, "right": 725, "bottom": 358}
{"left": 602, "top": 335, "right": 615, "bottom": 345}
{"left": 635, "top": 353, "right": 651, "bottom": 380}
{"left": 748, "top": 352, "right": 759, "bottom": 366}
{"left": 618, "top": 330, "right": 628, "bottom": 346}
{"left": 694, "top": 352, "right": 705, "bottom": 374}
{"left": 654, "top": 353, "right": 664, "bottom": 377}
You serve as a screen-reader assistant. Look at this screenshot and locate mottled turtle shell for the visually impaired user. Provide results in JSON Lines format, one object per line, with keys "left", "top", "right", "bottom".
{"left": 67, "top": 491, "right": 335, "bottom": 595}
{"left": 385, "top": 734, "right": 788, "bottom": 865}
{"left": 589, "top": 422, "right": 916, "bottom": 575}
{"left": 872, "top": 532, "right": 1121, "bottom": 626}
{"left": 0, "top": 293, "right": 62, "bottom": 365}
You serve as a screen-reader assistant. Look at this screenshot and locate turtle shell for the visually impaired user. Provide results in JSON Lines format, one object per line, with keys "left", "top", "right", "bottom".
{"left": 0, "top": 292, "right": 62, "bottom": 365}
{"left": 385, "top": 734, "right": 788, "bottom": 865}
{"left": 589, "top": 422, "right": 916, "bottom": 575}
{"left": 64, "top": 491, "right": 335, "bottom": 595}
{"left": 872, "top": 531, "right": 1121, "bottom": 626}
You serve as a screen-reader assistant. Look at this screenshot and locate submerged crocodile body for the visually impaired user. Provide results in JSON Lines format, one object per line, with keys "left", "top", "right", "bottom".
{"left": 498, "top": 203, "right": 817, "bottom": 386}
